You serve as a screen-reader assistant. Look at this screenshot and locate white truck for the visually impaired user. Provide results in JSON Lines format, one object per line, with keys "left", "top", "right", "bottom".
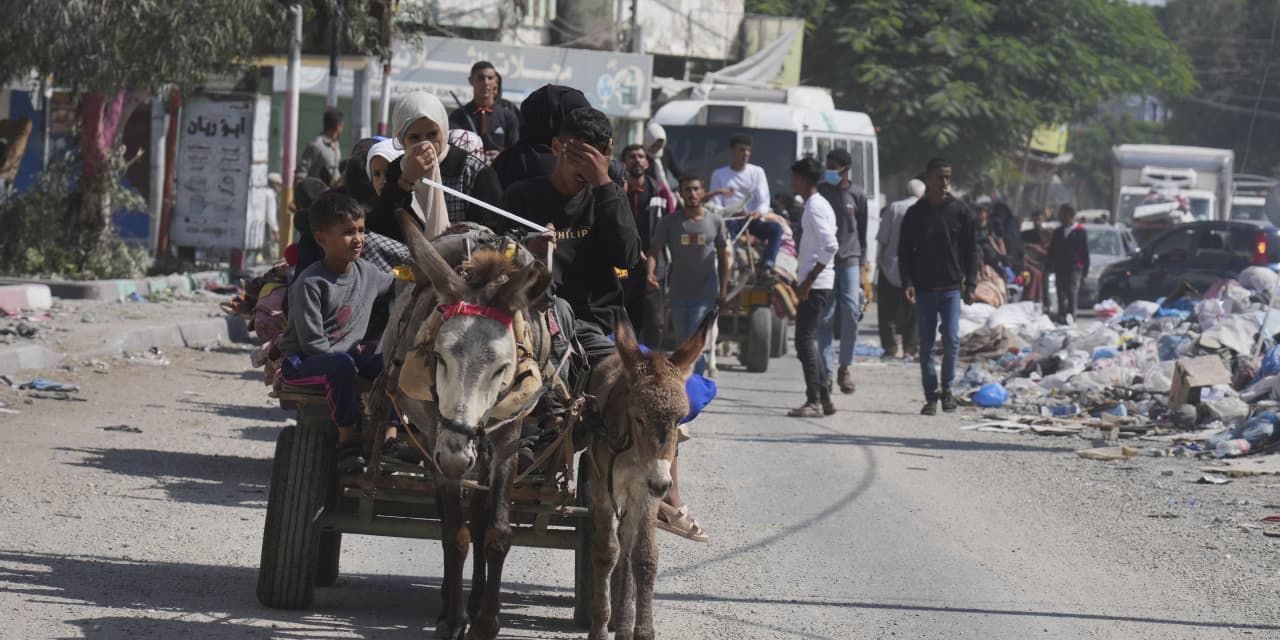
{"left": 1112, "top": 144, "right": 1233, "bottom": 245}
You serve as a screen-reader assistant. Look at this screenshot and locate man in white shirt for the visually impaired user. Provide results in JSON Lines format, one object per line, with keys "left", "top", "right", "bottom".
{"left": 707, "top": 134, "right": 784, "bottom": 275}
{"left": 876, "top": 179, "right": 925, "bottom": 358}
{"left": 788, "top": 157, "right": 840, "bottom": 418}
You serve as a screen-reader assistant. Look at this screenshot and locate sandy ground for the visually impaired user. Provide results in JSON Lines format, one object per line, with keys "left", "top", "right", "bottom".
{"left": 1, "top": 311, "right": 1278, "bottom": 639}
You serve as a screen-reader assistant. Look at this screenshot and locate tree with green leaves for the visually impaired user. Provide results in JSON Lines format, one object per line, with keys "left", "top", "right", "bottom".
{"left": 0, "top": 1, "right": 293, "bottom": 266}
{"left": 0, "top": 1, "right": 421, "bottom": 271}
{"left": 1159, "top": 0, "right": 1280, "bottom": 176}
{"left": 749, "top": 0, "right": 1196, "bottom": 180}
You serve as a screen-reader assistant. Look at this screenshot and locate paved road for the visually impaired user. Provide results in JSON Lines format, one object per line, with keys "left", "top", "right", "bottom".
{"left": 3, "top": 329, "right": 1278, "bottom": 639}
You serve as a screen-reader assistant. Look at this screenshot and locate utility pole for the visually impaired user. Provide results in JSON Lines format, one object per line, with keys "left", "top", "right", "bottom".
{"left": 377, "top": 0, "right": 394, "bottom": 137}
{"left": 326, "top": 1, "right": 342, "bottom": 109}
{"left": 280, "top": 4, "right": 303, "bottom": 257}
{"left": 630, "top": 0, "right": 642, "bottom": 53}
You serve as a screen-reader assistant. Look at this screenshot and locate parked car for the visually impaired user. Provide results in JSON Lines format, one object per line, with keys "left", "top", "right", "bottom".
{"left": 1079, "top": 224, "right": 1140, "bottom": 308}
{"left": 1097, "top": 220, "right": 1280, "bottom": 305}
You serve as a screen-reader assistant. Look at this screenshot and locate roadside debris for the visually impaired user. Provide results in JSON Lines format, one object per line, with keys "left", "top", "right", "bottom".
{"left": 99, "top": 424, "right": 142, "bottom": 433}
{"left": 953, "top": 265, "right": 1280, "bottom": 474}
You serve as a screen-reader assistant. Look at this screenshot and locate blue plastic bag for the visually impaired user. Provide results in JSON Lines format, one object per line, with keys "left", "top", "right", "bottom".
{"left": 1257, "top": 345, "right": 1280, "bottom": 383}
{"left": 1158, "top": 335, "right": 1191, "bottom": 361}
{"left": 1091, "top": 347, "right": 1117, "bottom": 361}
{"left": 973, "top": 383, "right": 1008, "bottom": 407}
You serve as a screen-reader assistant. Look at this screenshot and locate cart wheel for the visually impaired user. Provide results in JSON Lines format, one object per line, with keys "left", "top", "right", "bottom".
{"left": 314, "top": 531, "right": 341, "bottom": 587}
{"left": 739, "top": 306, "right": 772, "bottom": 373}
{"left": 573, "top": 458, "right": 594, "bottom": 629}
{"left": 257, "top": 422, "right": 335, "bottom": 609}
{"left": 770, "top": 314, "right": 788, "bottom": 358}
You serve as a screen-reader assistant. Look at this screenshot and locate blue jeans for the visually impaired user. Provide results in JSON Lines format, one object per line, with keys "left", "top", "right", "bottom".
{"left": 916, "top": 289, "right": 962, "bottom": 402}
{"left": 819, "top": 262, "right": 865, "bottom": 378}
{"left": 725, "top": 218, "right": 783, "bottom": 271}
{"left": 669, "top": 298, "right": 715, "bottom": 375}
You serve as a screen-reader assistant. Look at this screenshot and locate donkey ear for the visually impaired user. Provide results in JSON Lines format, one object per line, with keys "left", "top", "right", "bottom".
{"left": 398, "top": 209, "right": 465, "bottom": 301}
{"left": 613, "top": 308, "right": 642, "bottom": 374}
{"left": 669, "top": 307, "right": 717, "bottom": 380}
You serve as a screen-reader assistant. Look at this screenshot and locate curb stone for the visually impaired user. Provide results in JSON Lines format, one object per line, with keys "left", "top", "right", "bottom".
{"left": 0, "top": 316, "right": 249, "bottom": 376}
{"left": 0, "top": 271, "right": 230, "bottom": 303}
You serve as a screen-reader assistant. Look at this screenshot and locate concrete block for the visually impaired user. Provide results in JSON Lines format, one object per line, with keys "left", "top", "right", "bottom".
{"left": 178, "top": 319, "right": 230, "bottom": 348}
{"left": 0, "top": 284, "right": 53, "bottom": 312}
{"left": 120, "top": 325, "right": 186, "bottom": 353}
{"left": 0, "top": 344, "right": 62, "bottom": 375}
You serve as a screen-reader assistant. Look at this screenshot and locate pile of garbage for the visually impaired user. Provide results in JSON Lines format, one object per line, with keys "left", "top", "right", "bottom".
{"left": 954, "top": 266, "right": 1280, "bottom": 461}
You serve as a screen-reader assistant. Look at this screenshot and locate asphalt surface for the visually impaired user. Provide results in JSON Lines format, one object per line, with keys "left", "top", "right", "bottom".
{"left": 2, "top": 317, "right": 1279, "bottom": 639}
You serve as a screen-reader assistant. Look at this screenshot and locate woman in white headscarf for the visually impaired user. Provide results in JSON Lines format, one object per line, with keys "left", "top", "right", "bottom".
{"left": 367, "top": 91, "right": 504, "bottom": 242}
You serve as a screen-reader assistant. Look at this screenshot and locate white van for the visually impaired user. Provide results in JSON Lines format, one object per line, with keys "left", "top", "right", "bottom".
{"left": 652, "top": 87, "right": 882, "bottom": 269}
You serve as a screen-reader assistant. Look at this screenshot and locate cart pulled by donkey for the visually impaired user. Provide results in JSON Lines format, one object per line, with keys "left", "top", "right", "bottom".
{"left": 256, "top": 210, "right": 715, "bottom": 640}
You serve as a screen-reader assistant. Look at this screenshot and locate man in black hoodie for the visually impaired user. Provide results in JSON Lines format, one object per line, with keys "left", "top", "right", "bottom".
{"left": 1047, "top": 204, "right": 1089, "bottom": 324}
{"left": 498, "top": 107, "right": 640, "bottom": 365}
{"left": 898, "top": 158, "right": 978, "bottom": 416}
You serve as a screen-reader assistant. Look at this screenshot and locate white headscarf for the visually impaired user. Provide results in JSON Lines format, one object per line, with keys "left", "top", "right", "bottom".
{"left": 365, "top": 139, "right": 404, "bottom": 183}
{"left": 644, "top": 122, "right": 670, "bottom": 191}
{"left": 391, "top": 92, "right": 451, "bottom": 239}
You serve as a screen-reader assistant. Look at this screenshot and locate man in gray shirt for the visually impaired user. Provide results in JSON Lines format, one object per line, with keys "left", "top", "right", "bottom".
{"left": 648, "top": 175, "right": 729, "bottom": 375}
{"left": 816, "top": 148, "right": 869, "bottom": 394}
{"left": 297, "top": 108, "right": 343, "bottom": 186}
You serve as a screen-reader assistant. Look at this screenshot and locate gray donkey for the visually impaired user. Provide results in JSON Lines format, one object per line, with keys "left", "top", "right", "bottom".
{"left": 381, "top": 211, "right": 552, "bottom": 640}
{"left": 586, "top": 310, "right": 716, "bottom": 640}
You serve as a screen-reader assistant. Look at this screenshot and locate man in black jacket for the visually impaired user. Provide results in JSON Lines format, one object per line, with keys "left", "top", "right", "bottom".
{"left": 898, "top": 158, "right": 978, "bottom": 415}
{"left": 499, "top": 107, "right": 640, "bottom": 365}
{"left": 620, "top": 144, "right": 672, "bottom": 348}
{"left": 1047, "top": 204, "right": 1089, "bottom": 324}
{"left": 448, "top": 61, "right": 520, "bottom": 158}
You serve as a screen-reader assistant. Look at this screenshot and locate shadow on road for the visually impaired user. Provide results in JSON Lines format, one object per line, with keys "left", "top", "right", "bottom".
{"left": 57, "top": 447, "right": 271, "bottom": 508}
{"left": 697, "top": 430, "right": 1076, "bottom": 454}
{"left": 654, "top": 591, "right": 1280, "bottom": 634}
{"left": 1, "top": 551, "right": 580, "bottom": 639}
{"left": 179, "top": 397, "right": 286, "bottom": 423}
{"left": 236, "top": 424, "right": 284, "bottom": 442}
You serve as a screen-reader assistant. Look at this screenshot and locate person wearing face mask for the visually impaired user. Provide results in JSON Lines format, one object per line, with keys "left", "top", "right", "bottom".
{"left": 367, "top": 91, "right": 504, "bottom": 243}
{"left": 620, "top": 144, "right": 675, "bottom": 348}
{"left": 815, "top": 148, "right": 868, "bottom": 395}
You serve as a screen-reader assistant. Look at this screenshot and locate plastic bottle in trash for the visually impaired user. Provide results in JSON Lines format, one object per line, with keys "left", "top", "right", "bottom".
{"left": 1214, "top": 439, "right": 1251, "bottom": 458}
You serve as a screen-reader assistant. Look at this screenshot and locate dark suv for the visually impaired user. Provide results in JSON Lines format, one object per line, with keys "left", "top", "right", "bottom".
{"left": 1097, "top": 220, "right": 1280, "bottom": 304}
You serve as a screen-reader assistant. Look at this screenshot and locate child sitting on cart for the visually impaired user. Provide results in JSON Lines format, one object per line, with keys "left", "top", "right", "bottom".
{"left": 278, "top": 193, "right": 417, "bottom": 473}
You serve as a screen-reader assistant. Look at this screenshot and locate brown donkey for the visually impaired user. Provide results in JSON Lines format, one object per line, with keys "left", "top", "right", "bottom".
{"left": 586, "top": 310, "right": 716, "bottom": 640}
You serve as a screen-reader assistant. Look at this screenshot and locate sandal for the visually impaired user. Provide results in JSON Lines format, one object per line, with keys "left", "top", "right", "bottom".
{"left": 336, "top": 439, "right": 366, "bottom": 475}
{"left": 657, "top": 502, "right": 709, "bottom": 542}
{"left": 787, "top": 403, "right": 822, "bottom": 418}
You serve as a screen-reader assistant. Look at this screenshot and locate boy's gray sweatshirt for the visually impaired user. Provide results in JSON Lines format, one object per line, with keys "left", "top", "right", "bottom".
{"left": 280, "top": 259, "right": 395, "bottom": 356}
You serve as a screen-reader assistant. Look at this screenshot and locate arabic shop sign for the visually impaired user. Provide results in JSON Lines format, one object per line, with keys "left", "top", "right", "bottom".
{"left": 394, "top": 37, "right": 652, "bottom": 119}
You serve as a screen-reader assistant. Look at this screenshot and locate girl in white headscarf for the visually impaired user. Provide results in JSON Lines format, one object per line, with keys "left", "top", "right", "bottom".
{"left": 390, "top": 92, "right": 453, "bottom": 239}
{"left": 366, "top": 91, "right": 505, "bottom": 242}
{"left": 366, "top": 139, "right": 403, "bottom": 196}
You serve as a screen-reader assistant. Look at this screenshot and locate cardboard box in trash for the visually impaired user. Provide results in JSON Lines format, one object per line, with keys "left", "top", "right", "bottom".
{"left": 1168, "top": 356, "right": 1231, "bottom": 407}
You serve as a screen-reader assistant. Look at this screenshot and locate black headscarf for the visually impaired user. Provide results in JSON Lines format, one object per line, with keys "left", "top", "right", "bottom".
{"left": 991, "top": 201, "right": 1025, "bottom": 271}
{"left": 491, "top": 84, "right": 593, "bottom": 188}
{"left": 340, "top": 137, "right": 381, "bottom": 208}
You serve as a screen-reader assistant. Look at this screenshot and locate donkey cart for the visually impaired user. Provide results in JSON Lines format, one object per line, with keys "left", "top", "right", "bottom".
{"left": 255, "top": 382, "right": 597, "bottom": 627}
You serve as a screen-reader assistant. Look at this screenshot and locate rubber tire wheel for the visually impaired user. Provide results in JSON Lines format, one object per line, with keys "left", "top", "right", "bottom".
{"left": 256, "top": 423, "right": 335, "bottom": 609}
{"left": 314, "top": 532, "right": 341, "bottom": 587}
{"left": 770, "top": 315, "right": 789, "bottom": 358}
{"left": 573, "top": 456, "right": 595, "bottom": 629}
{"left": 740, "top": 306, "right": 772, "bottom": 373}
